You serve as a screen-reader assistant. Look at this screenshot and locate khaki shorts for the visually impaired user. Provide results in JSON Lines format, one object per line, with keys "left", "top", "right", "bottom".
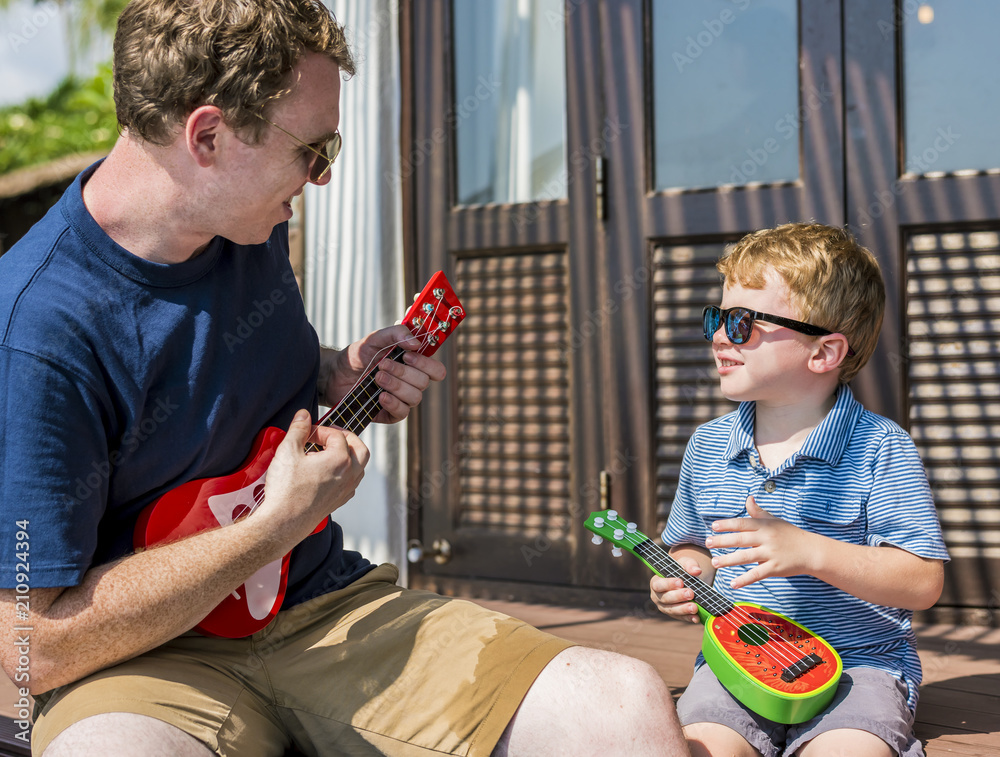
{"left": 32, "top": 564, "right": 573, "bottom": 757}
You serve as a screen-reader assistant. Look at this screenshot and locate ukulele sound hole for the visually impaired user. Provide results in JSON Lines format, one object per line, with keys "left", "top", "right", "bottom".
{"left": 232, "top": 504, "right": 252, "bottom": 521}
{"left": 737, "top": 623, "right": 771, "bottom": 646}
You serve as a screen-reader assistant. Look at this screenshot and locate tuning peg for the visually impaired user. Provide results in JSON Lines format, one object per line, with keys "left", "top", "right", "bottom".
{"left": 406, "top": 538, "right": 452, "bottom": 565}
{"left": 591, "top": 534, "right": 604, "bottom": 545}
{"left": 594, "top": 516, "right": 605, "bottom": 528}
{"left": 606, "top": 509, "right": 618, "bottom": 521}
{"left": 627, "top": 522, "right": 637, "bottom": 533}
{"left": 611, "top": 546, "right": 623, "bottom": 557}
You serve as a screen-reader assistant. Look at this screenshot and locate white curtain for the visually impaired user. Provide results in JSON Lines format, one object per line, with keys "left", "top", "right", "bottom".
{"left": 305, "top": 0, "right": 407, "bottom": 576}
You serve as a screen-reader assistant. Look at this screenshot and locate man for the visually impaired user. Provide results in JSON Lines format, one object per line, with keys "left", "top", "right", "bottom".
{"left": 0, "top": 1, "right": 689, "bottom": 755}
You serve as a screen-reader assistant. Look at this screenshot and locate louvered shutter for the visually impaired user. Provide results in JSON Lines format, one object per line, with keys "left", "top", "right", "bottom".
{"left": 454, "top": 251, "right": 573, "bottom": 537}
{"left": 653, "top": 243, "right": 736, "bottom": 531}
{"left": 906, "top": 230, "right": 1000, "bottom": 604}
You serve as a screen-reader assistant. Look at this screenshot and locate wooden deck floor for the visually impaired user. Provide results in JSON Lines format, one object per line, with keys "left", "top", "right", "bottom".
{"left": 472, "top": 597, "right": 1000, "bottom": 756}
{"left": 2, "top": 602, "right": 996, "bottom": 755}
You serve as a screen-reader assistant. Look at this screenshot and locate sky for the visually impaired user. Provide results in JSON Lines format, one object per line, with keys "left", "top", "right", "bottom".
{"left": 0, "top": 0, "right": 111, "bottom": 107}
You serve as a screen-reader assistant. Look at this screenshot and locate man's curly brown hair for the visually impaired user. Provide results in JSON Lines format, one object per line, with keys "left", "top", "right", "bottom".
{"left": 113, "top": 0, "right": 355, "bottom": 146}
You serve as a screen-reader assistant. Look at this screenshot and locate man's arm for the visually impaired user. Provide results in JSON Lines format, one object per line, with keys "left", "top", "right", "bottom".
{"left": 0, "top": 414, "right": 368, "bottom": 694}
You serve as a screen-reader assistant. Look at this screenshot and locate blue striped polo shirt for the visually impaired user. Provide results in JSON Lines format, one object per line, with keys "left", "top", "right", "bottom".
{"left": 662, "top": 385, "right": 949, "bottom": 711}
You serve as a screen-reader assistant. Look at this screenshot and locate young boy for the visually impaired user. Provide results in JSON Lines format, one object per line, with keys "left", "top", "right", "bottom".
{"left": 651, "top": 223, "right": 948, "bottom": 757}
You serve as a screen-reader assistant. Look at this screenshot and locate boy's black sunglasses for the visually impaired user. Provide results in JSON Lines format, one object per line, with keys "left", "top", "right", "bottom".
{"left": 702, "top": 305, "right": 855, "bottom": 356}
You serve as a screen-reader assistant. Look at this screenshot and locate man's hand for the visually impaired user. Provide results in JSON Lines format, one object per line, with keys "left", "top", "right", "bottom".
{"left": 258, "top": 410, "right": 370, "bottom": 547}
{"left": 705, "top": 496, "right": 820, "bottom": 590}
{"left": 322, "top": 325, "right": 447, "bottom": 424}
{"left": 0, "top": 412, "right": 371, "bottom": 695}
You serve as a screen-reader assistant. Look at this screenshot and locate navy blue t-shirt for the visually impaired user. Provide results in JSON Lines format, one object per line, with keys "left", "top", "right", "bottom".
{"left": 0, "top": 162, "right": 372, "bottom": 606}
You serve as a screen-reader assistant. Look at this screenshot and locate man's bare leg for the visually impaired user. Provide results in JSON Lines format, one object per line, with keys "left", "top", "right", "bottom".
{"left": 43, "top": 713, "right": 214, "bottom": 757}
{"left": 494, "top": 646, "right": 691, "bottom": 756}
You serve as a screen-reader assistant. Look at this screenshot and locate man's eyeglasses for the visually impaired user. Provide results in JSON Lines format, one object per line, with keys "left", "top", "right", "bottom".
{"left": 703, "top": 305, "right": 855, "bottom": 356}
{"left": 254, "top": 112, "right": 342, "bottom": 183}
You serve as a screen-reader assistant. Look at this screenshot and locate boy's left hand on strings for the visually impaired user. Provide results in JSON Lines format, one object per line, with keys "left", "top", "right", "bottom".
{"left": 705, "top": 495, "right": 820, "bottom": 590}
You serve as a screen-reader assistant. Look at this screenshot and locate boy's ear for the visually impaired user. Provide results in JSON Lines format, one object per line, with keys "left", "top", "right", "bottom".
{"left": 808, "top": 333, "right": 852, "bottom": 375}
{"left": 185, "top": 105, "right": 226, "bottom": 168}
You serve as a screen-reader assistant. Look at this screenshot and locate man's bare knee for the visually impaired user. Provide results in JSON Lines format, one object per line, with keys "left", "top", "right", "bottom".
{"left": 43, "top": 713, "right": 213, "bottom": 757}
{"left": 496, "top": 647, "right": 689, "bottom": 756}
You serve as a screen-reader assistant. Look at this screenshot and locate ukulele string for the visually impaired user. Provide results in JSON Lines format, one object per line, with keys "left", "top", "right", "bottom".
{"left": 640, "top": 540, "right": 809, "bottom": 668}
{"left": 244, "top": 299, "right": 452, "bottom": 521}
{"left": 613, "top": 528, "right": 808, "bottom": 667}
{"left": 634, "top": 540, "right": 805, "bottom": 667}
{"left": 303, "top": 291, "right": 451, "bottom": 450}
{"left": 632, "top": 536, "right": 806, "bottom": 666}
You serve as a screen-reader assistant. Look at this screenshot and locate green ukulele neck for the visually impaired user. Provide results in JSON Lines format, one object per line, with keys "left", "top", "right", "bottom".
{"left": 584, "top": 510, "right": 733, "bottom": 623}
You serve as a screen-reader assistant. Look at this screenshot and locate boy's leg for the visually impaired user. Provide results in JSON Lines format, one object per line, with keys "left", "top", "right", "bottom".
{"left": 494, "top": 646, "right": 689, "bottom": 756}
{"left": 793, "top": 728, "right": 893, "bottom": 757}
{"left": 674, "top": 665, "right": 783, "bottom": 757}
{"left": 785, "top": 668, "right": 922, "bottom": 757}
{"left": 683, "top": 723, "right": 763, "bottom": 757}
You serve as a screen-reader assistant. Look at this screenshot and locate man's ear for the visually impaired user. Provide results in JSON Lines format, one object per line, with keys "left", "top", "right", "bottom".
{"left": 185, "top": 105, "right": 226, "bottom": 168}
{"left": 808, "top": 333, "right": 852, "bottom": 375}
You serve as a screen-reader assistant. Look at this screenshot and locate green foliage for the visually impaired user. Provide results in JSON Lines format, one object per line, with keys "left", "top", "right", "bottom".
{"left": 0, "top": 64, "right": 118, "bottom": 174}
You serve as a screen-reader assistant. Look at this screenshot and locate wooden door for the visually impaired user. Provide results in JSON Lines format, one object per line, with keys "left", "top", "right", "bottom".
{"left": 404, "top": 0, "right": 999, "bottom": 616}
{"left": 404, "top": 0, "right": 609, "bottom": 593}
{"left": 592, "top": 0, "right": 846, "bottom": 590}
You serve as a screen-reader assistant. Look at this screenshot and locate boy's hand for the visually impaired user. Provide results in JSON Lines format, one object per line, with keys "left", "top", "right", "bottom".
{"left": 706, "top": 496, "right": 821, "bottom": 590}
{"left": 649, "top": 556, "right": 704, "bottom": 623}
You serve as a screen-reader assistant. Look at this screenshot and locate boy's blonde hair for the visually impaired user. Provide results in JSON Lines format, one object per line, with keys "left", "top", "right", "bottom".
{"left": 113, "top": 0, "right": 355, "bottom": 147}
{"left": 718, "top": 223, "right": 885, "bottom": 384}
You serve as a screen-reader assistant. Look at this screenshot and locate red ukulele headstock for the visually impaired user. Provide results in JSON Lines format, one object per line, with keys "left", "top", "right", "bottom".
{"left": 401, "top": 271, "right": 465, "bottom": 357}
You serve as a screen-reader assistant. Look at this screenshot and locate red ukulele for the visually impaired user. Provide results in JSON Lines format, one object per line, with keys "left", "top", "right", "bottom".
{"left": 134, "top": 272, "right": 465, "bottom": 638}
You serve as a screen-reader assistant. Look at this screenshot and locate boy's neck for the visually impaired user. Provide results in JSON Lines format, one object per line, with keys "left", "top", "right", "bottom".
{"left": 752, "top": 389, "right": 839, "bottom": 470}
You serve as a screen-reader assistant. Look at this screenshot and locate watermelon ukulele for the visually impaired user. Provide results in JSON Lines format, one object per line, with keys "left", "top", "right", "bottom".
{"left": 584, "top": 510, "right": 842, "bottom": 724}
{"left": 135, "top": 272, "right": 465, "bottom": 638}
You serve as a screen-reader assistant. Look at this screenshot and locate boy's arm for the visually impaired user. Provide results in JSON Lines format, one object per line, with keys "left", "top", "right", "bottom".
{"left": 707, "top": 496, "right": 944, "bottom": 610}
{"left": 649, "top": 543, "right": 716, "bottom": 623}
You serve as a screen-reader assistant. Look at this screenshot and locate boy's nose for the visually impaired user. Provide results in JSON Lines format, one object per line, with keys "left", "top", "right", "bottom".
{"left": 711, "top": 323, "right": 732, "bottom": 346}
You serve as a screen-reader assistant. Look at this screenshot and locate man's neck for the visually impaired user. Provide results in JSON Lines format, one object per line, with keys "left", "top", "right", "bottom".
{"left": 82, "top": 137, "right": 215, "bottom": 264}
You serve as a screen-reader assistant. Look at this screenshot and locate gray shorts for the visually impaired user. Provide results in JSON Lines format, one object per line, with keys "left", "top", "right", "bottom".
{"left": 677, "top": 664, "right": 924, "bottom": 757}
